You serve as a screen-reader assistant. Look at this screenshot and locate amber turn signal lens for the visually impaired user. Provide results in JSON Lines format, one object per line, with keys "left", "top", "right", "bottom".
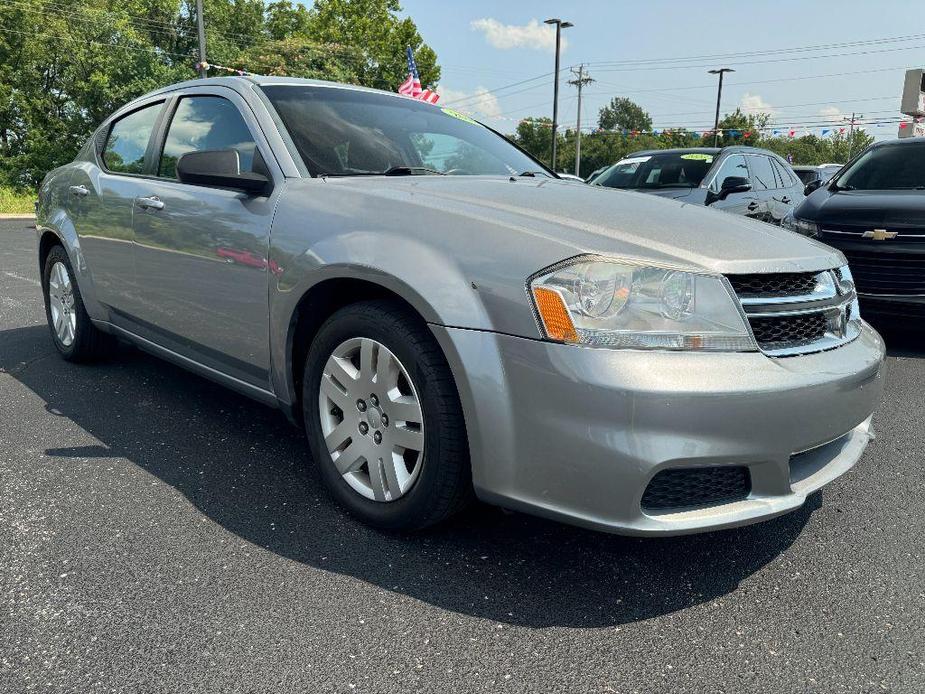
{"left": 533, "top": 286, "right": 579, "bottom": 343}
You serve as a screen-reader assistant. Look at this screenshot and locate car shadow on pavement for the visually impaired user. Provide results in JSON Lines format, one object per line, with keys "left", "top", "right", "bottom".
{"left": 3, "top": 324, "right": 825, "bottom": 629}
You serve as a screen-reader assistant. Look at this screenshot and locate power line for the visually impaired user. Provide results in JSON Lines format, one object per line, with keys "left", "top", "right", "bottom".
{"left": 0, "top": 25, "right": 196, "bottom": 61}
{"left": 584, "top": 32, "right": 925, "bottom": 68}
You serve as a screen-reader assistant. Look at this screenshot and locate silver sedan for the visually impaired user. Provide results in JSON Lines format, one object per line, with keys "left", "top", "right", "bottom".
{"left": 35, "top": 76, "right": 885, "bottom": 535}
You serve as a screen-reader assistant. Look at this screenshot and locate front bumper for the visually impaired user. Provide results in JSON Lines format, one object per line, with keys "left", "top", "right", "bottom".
{"left": 432, "top": 323, "right": 885, "bottom": 536}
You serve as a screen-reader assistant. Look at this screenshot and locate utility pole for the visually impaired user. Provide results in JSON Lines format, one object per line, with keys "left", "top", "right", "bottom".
{"left": 845, "top": 112, "right": 863, "bottom": 159}
{"left": 708, "top": 67, "right": 734, "bottom": 147}
{"left": 544, "top": 18, "right": 572, "bottom": 171}
{"left": 569, "top": 64, "right": 594, "bottom": 177}
{"left": 196, "top": 0, "right": 208, "bottom": 78}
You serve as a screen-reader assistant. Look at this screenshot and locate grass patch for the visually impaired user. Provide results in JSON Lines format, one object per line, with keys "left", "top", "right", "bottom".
{"left": 0, "top": 186, "right": 35, "bottom": 214}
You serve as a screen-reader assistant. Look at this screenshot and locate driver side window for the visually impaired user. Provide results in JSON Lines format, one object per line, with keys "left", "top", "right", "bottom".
{"left": 709, "top": 154, "right": 749, "bottom": 193}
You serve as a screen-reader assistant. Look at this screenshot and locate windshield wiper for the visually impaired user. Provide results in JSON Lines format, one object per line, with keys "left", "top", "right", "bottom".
{"left": 382, "top": 166, "right": 445, "bottom": 176}
{"left": 518, "top": 170, "right": 553, "bottom": 178}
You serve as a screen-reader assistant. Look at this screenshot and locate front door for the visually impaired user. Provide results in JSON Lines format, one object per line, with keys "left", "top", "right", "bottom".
{"left": 129, "top": 90, "right": 280, "bottom": 388}
{"left": 706, "top": 153, "right": 762, "bottom": 219}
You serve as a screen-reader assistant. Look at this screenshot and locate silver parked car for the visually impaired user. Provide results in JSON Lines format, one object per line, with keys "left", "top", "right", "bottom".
{"left": 36, "top": 77, "right": 885, "bottom": 535}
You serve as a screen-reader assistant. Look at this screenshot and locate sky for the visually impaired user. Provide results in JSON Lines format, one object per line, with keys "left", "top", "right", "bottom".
{"left": 398, "top": 0, "right": 925, "bottom": 140}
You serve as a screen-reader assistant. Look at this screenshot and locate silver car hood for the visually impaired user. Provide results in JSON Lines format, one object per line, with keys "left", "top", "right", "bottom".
{"left": 320, "top": 176, "right": 843, "bottom": 275}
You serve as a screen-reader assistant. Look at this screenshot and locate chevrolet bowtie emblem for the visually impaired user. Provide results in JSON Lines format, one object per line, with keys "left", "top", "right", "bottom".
{"left": 862, "top": 229, "right": 898, "bottom": 241}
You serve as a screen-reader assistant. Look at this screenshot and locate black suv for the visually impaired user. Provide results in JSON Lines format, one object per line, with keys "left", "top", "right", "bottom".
{"left": 784, "top": 138, "right": 925, "bottom": 319}
{"left": 590, "top": 146, "right": 805, "bottom": 225}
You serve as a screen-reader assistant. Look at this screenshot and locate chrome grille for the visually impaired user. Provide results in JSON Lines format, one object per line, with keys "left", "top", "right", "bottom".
{"left": 727, "top": 269, "right": 860, "bottom": 356}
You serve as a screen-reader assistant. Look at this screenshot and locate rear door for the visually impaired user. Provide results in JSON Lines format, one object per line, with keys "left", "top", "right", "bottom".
{"left": 706, "top": 153, "right": 761, "bottom": 218}
{"left": 769, "top": 157, "right": 804, "bottom": 222}
{"left": 67, "top": 99, "right": 166, "bottom": 314}
{"left": 743, "top": 154, "right": 778, "bottom": 224}
{"left": 129, "top": 87, "right": 282, "bottom": 388}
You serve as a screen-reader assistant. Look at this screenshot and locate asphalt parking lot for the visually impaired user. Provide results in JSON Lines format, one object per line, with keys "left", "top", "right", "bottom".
{"left": 1, "top": 218, "right": 924, "bottom": 693}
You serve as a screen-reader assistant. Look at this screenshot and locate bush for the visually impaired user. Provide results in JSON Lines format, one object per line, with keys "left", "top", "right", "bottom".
{"left": 0, "top": 187, "right": 35, "bottom": 215}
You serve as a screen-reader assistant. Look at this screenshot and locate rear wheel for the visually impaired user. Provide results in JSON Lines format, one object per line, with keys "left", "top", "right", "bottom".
{"left": 42, "top": 244, "right": 115, "bottom": 361}
{"left": 303, "top": 300, "right": 471, "bottom": 530}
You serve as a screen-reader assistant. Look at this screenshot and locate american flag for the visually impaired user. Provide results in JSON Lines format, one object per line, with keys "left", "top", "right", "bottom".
{"left": 398, "top": 46, "right": 439, "bottom": 104}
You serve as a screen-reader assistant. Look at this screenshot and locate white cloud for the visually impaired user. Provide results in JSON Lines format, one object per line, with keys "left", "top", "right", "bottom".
{"left": 439, "top": 86, "right": 502, "bottom": 119}
{"left": 818, "top": 106, "right": 844, "bottom": 122}
{"left": 739, "top": 92, "right": 776, "bottom": 116}
{"left": 470, "top": 18, "right": 566, "bottom": 53}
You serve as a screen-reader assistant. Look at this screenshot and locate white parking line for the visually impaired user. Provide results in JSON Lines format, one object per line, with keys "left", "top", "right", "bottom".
{"left": 3, "top": 271, "right": 40, "bottom": 287}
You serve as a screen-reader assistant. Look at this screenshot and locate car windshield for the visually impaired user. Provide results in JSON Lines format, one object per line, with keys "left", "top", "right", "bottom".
{"left": 591, "top": 151, "right": 715, "bottom": 190}
{"left": 260, "top": 85, "right": 547, "bottom": 177}
{"left": 835, "top": 143, "right": 925, "bottom": 190}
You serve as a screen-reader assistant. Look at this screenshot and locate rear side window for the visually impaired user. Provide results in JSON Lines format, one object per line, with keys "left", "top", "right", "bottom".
{"left": 103, "top": 103, "right": 162, "bottom": 174}
{"left": 748, "top": 155, "right": 778, "bottom": 190}
{"left": 159, "top": 96, "right": 257, "bottom": 179}
{"left": 771, "top": 158, "right": 796, "bottom": 188}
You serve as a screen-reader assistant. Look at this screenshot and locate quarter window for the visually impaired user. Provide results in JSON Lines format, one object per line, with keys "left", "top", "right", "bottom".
{"left": 103, "top": 103, "right": 162, "bottom": 174}
{"left": 771, "top": 158, "right": 796, "bottom": 188}
{"left": 748, "top": 155, "right": 778, "bottom": 191}
{"left": 159, "top": 96, "right": 257, "bottom": 179}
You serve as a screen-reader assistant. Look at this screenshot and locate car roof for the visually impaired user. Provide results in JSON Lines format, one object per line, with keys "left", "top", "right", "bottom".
{"left": 142, "top": 74, "right": 422, "bottom": 102}
{"left": 627, "top": 145, "right": 788, "bottom": 159}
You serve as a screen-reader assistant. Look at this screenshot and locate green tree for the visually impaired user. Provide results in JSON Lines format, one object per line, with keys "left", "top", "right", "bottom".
{"left": 598, "top": 97, "right": 652, "bottom": 132}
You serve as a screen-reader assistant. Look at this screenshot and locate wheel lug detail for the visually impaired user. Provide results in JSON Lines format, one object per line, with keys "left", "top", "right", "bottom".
{"left": 374, "top": 431, "right": 382, "bottom": 444}
{"left": 359, "top": 421, "right": 368, "bottom": 435}
{"left": 357, "top": 399, "right": 367, "bottom": 412}
{"left": 381, "top": 414, "right": 389, "bottom": 427}
{"left": 369, "top": 394, "right": 379, "bottom": 406}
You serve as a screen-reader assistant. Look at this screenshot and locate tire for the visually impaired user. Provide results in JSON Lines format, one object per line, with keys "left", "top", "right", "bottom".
{"left": 42, "top": 244, "right": 115, "bottom": 362}
{"left": 303, "top": 300, "right": 472, "bottom": 530}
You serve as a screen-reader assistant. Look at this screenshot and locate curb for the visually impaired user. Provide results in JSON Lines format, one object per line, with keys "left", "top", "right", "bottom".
{"left": 0, "top": 214, "right": 36, "bottom": 221}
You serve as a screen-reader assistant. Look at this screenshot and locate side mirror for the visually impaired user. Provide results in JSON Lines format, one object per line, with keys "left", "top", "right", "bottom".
{"left": 718, "top": 175, "right": 751, "bottom": 199}
{"left": 176, "top": 149, "right": 271, "bottom": 195}
{"left": 803, "top": 179, "right": 823, "bottom": 196}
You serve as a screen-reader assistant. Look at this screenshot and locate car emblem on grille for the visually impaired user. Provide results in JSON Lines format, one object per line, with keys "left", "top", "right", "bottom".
{"left": 862, "top": 228, "right": 898, "bottom": 241}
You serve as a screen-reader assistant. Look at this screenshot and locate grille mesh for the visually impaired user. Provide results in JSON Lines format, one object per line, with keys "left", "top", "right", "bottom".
{"left": 749, "top": 312, "right": 827, "bottom": 346}
{"left": 840, "top": 249, "right": 925, "bottom": 296}
{"left": 641, "top": 466, "right": 751, "bottom": 511}
{"left": 727, "top": 272, "right": 818, "bottom": 297}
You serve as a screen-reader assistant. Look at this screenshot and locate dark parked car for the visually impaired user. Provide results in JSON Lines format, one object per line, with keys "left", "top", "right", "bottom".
{"left": 590, "top": 147, "right": 805, "bottom": 225}
{"left": 784, "top": 138, "right": 925, "bottom": 319}
{"left": 793, "top": 164, "right": 842, "bottom": 194}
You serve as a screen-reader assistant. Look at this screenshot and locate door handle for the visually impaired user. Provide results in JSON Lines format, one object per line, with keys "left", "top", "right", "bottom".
{"left": 747, "top": 201, "right": 760, "bottom": 212}
{"left": 135, "top": 196, "right": 165, "bottom": 211}
{"left": 69, "top": 185, "right": 89, "bottom": 197}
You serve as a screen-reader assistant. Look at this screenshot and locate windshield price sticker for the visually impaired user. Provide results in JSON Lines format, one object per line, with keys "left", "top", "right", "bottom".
{"left": 441, "top": 108, "right": 479, "bottom": 125}
{"left": 680, "top": 153, "right": 714, "bottom": 162}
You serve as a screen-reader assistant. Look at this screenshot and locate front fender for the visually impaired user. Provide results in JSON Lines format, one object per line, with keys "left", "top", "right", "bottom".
{"left": 268, "top": 229, "right": 494, "bottom": 412}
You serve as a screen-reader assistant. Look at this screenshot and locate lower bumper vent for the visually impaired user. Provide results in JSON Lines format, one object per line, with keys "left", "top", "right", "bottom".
{"left": 642, "top": 466, "right": 751, "bottom": 512}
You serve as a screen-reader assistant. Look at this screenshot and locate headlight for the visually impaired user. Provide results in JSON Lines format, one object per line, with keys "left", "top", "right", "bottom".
{"left": 529, "top": 257, "right": 756, "bottom": 351}
{"left": 835, "top": 264, "right": 862, "bottom": 324}
{"left": 782, "top": 211, "right": 820, "bottom": 237}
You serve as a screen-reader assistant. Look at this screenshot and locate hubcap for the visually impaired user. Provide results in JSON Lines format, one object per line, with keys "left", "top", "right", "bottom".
{"left": 48, "top": 261, "right": 76, "bottom": 347}
{"left": 318, "top": 337, "right": 425, "bottom": 502}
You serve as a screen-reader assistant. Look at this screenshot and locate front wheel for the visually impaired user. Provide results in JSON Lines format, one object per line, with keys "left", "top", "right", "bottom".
{"left": 303, "top": 300, "right": 472, "bottom": 530}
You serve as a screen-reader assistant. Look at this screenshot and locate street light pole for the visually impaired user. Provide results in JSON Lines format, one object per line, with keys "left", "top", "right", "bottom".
{"left": 195, "top": 0, "right": 208, "bottom": 78}
{"left": 545, "top": 18, "right": 572, "bottom": 171}
{"left": 708, "top": 68, "right": 734, "bottom": 147}
{"left": 569, "top": 64, "right": 594, "bottom": 177}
